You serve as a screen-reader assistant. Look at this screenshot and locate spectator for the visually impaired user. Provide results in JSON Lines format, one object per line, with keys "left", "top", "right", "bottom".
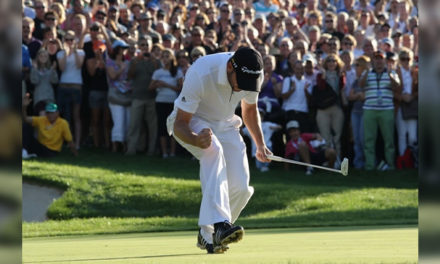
{"left": 275, "top": 37, "right": 293, "bottom": 75}
{"left": 106, "top": 39, "right": 132, "bottom": 153}
{"left": 57, "top": 30, "right": 85, "bottom": 150}
{"left": 284, "top": 120, "right": 336, "bottom": 175}
{"left": 118, "top": 4, "right": 133, "bottom": 30}
{"left": 33, "top": 0, "right": 47, "bottom": 40}
{"left": 323, "top": 12, "right": 344, "bottom": 41}
{"left": 357, "top": 10, "right": 375, "bottom": 38}
{"left": 176, "top": 50, "right": 191, "bottom": 76}
{"left": 395, "top": 48, "right": 418, "bottom": 159}
{"left": 30, "top": 49, "right": 59, "bottom": 116}
{"left": 258, "top": 55, "right": 283, "bottom": 124}
{"left": 348, "top": 55, "right": 370, "bottom": 169}
{"left": 282, "top": 60, "right": 313, "bottom": 132}
{"left": 126, "top": 35, "right": 160, "bottom": 156}
{"left": 307, "top": 25, "right": 321, "bottom": 53}
{"left": 242, "top": 108, "right": 282, "bottom": 172}
{"left": 22, "top": 97, "right": 77, "bottom": 157}
{"left": 85, "top": 40, "right": 111, "bottom": 149}
{"left": 138, "top": 12, "right": 161, "bottom": 44}
{"left": 362, "top": 37, "right": 377, "bottom": 59}
{"left": 215, "top": 3, "right": 232, "bottom": 44}
{"left": 149, "top": 48, "right": 183, "bottom": 158}
{"left": 312, "top": 54, "right": 345, "bottom": 162}
{"left": 190, "top": 46, "right": 206, "bottom": 63}
{"left": 107, "top": 5, "right": 128, "bottom": 37}
{"left": 186, "top": 26, "right": 214, "bottom": 55}
{"left": 50, "top": 3, "right": 67, "bottom": 29}
{"left": 44, "top": 10, "right": 65, "bottom": 40}
{"left": 359, "top": 50, "right": 400, "bottom": 170}
{"left": 23, "top": 17, "right": 42, "bottom": 60}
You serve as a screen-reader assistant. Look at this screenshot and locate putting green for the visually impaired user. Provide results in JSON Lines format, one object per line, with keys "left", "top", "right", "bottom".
{"left": 23, "top": 225, "right": 417, "bottom": 264}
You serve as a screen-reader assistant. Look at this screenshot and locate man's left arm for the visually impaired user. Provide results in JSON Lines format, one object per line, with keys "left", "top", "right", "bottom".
{"left": 241, "top": 100, "right": 272, "bottom": 162}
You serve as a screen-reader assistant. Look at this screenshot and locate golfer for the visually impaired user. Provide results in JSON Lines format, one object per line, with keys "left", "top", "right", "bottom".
{"left": 167, "top": 47, "right": 272, "bottom": 253}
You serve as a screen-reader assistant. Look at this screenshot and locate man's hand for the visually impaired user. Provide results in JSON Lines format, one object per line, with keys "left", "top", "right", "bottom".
{"left": 23, "top": 93, "right": 32, "bottom": 108}
{"left": 256, "top": 145, "right": 272, "bottom": 163}
{"left": 196, "top": 128, "right": 212, "bottom": 149}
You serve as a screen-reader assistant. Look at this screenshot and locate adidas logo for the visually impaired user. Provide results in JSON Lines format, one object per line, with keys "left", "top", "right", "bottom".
{"left": 181, "top": 96, "right": 186, "bottom": 102}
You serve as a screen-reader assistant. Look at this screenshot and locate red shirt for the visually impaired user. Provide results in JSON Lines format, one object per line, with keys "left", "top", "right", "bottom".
{"left": 285, "top": 133, "right": 317, "bottom": 158}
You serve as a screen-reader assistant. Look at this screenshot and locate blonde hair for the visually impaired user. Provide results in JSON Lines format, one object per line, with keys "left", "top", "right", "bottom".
{"left": 355, "top": 55, "right": 371, "bottom": 72}
{"left": 323, "top": 53, "right": 345, "bottom": 73}
{"left": 50, "top": 3, "right": 66, "bottom": 24}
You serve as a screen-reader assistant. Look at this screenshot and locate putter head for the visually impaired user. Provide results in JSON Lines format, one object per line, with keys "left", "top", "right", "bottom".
{"left": 341, "top": 158, "right": 349, "bottom": 176}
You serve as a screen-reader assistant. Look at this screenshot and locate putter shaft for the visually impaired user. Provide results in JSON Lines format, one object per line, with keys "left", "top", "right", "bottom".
{"left": 268, "top": 155, "right": 343, "bottom": 174}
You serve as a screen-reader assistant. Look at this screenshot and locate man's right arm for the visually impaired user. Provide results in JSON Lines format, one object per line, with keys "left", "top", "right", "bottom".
{"left": 173, "top": 109, "right": 212, "bottom": 149}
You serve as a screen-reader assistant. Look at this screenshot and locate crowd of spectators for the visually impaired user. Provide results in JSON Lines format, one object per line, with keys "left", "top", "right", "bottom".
{"left": 22, "top": 0, "right": 418, "bottom": 172}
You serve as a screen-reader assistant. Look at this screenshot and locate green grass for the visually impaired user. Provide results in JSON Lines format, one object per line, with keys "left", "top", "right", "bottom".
{"left": 22, "top": 148, "right": 418, "bottom": 238}
{"left": 23, "top": 226, "right": 418, "bottom": 264}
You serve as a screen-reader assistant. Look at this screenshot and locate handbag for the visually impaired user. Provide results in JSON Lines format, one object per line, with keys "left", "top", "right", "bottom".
{"left": 400, "top": 98, "right": 418, "bottom": 120}
{"left": 107, "top": 86, "right": 132, "bottom": 106}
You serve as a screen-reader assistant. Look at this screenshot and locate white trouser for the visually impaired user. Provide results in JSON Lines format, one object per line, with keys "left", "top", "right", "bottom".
{"left": 168, "top": 113, "right": 254, "bottom": 242}
{"left": 395, "top": 108, "right": 418, "bottom": 156}
{"left": 109, "top": 102, "right": 130, "bottom": 142}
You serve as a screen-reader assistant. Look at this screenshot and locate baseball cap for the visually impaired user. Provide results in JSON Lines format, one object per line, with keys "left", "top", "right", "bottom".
{"left": 386, "top": 51, "right": 397, "bottom": 61}
{"left": 373, "top": 50, "right": 386, "bottom": 59}
{"left": 230, "top": 47, "right": 263, "bottom": 92}
{"left": 302, "top": 53, "right": 317, "bottom": 65}
{"left": 93, "top": 40, "right": 106, "bottom": 52}
{"left": 382, "top": 37, "right": 394, "bottom": 48}
{"left": 163, "top": 34, "right": 176, "bottom": 42}
{"left": 286, "top": 120, "right": 300, "bottom": 130}
{"left": 112, "top": 39, "right": 129, "bottom": 49}
{"left": 139, "top": 12, "right": 152, "bottom": 20}
{"left": 45, "top": 103, "right": 58, "bottom": 112}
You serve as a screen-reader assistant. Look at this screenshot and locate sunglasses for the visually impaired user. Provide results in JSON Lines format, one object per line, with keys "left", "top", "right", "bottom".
{"left": 327, "top": 59, "right": 337, "bottom": 63}
{"left": 90, "top": 27, "right": 100, "bottom": 31}
{"left": 325, "top": 20, "right": 333, "bottom": 23}
{"left": 65, "top": 38, "right": 74, "bottom": 42}
{"left": 221, "top": 9, "right": 230, "bottom": 13}
{"left": 139, "top": 43, "right": 148, "bottom": 47}
{"left": 45, "top": 17, "right": 56, "bottom": 21}
{"left": 400, "top": 57, "right": 410, "bottom": 61}
{"left": 344, "top": 42, "right": 353, "bottom": 46}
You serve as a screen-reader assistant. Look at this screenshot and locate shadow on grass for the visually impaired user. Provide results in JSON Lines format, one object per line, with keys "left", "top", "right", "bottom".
{"left": 23, "top": 253, "right": 206, "bottom": 263}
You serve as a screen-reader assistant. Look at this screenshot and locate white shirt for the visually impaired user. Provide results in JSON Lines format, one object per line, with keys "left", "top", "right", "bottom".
{"left": 57, "top": 50, "right": 85, "bottom": 85}
{"left": 344, "top": 67, "right": 357, "bottom": 98}
{"left": 281, "top": 75, "right": 310, "bottom": 113}
{"left": 173, "top": 52, "right": 262, "bottom": 123}
{"left": 152, "top": 68, "right": 184, "bottom": 103}
{"left": 400, "top": 66, "right": 413, "bottom": 95}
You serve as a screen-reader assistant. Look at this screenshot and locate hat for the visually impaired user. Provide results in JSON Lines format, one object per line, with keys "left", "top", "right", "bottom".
{"left": 254, "top": 13, "right": 266, "bottom": 22}
{"left": 286, "top": 120, "right": 300, "bottom": 130}
{"left": 147, "top": 2, "right": 159, "bottom": 11}
{"left": 302, "top": 53, "right": 317, "bottom": 65}
{"left": 392, "top": 30, "right": 402, "bottom": 38}
{"left": 386, "top": 51, "right": 397, "bottom": 61}
{"left": 95, "top": 10, "right": 107, "bottom": 17}
{"left": 139, "top": 12, "right": 152, "bottom": 20}
{"left": 381, "top": 22, "right": 391, "bottom": 29}
{"left": 382, "top": 37, "right": 394, "bottom": 48}
{"left": 45, "top": 103, "right": 58, "bottom": 112}
{"left": 112, "top": 39, "right": 129, "bottom": 49}
{"left": 93, "top": 40, "right": 106, "bottom": 52}
{"left": 109, "top": 5, "right": 118, "bottom": 12}
{"left": 373, "top": 50, "right": 386, "bottom": 58}
{"left": 163, "top": 34, "right": 176, "bottom": 42}
{"left": 157, "top": 9, "right": 166, "bottom": 16}
{"left": 230, "top": 47, "right": 263, "bottom": 92}
{"left": 90, "top": 22, "right": 100, "bottom": 30}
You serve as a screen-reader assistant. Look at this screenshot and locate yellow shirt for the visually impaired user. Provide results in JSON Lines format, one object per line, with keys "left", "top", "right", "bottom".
{"left": 32, "top": 116, "right": 73, "bottom": 152}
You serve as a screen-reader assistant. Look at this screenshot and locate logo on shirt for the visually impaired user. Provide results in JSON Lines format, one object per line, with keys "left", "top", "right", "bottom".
{"left": 181, "top": 96, "right": 186, "bottom": 102}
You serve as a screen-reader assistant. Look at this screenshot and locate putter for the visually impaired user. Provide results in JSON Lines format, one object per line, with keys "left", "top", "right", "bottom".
{"left": 267, "top": 155, "right": 349, "bottom": 176}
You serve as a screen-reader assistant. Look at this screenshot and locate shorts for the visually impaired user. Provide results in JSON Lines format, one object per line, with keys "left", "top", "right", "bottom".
{"left": 57, "top": 84, "right": 82, "bottom": 105}
{"left": 89, "top": 90, "right": 108, "bottom": 108}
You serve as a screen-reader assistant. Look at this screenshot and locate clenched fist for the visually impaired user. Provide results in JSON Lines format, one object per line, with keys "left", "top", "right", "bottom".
{"left": 196, "top": 128, "right": 212, "bottom": 149}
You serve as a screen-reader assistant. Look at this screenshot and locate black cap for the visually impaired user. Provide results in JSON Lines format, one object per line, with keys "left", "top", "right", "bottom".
{"left": 230, "top": 47, "right": 263, "bottom": 92}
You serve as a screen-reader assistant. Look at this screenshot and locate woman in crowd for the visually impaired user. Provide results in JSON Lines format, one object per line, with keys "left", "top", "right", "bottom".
{"left": 149, "top": 48, "right": 183, "bottom": 158}
{"left": 30, "top": 48, "right": 59, "bottom": 116}
{"left": 348, "top": 55, "right": 370, "bottom": 169}
{"left": 259, "top": 54, "right": 283, "bottom": 124}
{"left": 106, "top": 39, "right": 131, "bottom": 153}
{"left": 56, "top": 30, "right": 85, "bottom": 150}
{"left": 395, "top": 47, "right": 418, "bottom": 159}
{"left": 312, "top": 54, "right": 345, "bottom": 163}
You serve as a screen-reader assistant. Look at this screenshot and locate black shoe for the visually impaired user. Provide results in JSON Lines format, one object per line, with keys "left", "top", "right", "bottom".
{"left": 213, "top": 221, "right": 244, "bottom": 252}
{"left": 197, "top": 229, "right": 228, "bottom": 254}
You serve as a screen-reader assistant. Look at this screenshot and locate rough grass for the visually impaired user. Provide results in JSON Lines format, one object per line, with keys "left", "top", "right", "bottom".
{"left": 22, "top": 147, "right": 418, "bottom": 237}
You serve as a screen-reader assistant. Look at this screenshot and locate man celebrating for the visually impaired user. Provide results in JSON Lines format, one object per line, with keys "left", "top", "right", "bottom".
{"left": 167, "top": 47, "right": 271, "bottom": 253}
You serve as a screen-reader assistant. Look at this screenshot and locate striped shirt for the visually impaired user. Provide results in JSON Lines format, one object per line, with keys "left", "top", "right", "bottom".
{"left": 363, "top": 69, "right": 394, "bottom": 110}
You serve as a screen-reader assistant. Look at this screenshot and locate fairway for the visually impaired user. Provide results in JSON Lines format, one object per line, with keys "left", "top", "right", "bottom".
{"left": 23, "top": 225, "right": 417, "bottom": 264}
